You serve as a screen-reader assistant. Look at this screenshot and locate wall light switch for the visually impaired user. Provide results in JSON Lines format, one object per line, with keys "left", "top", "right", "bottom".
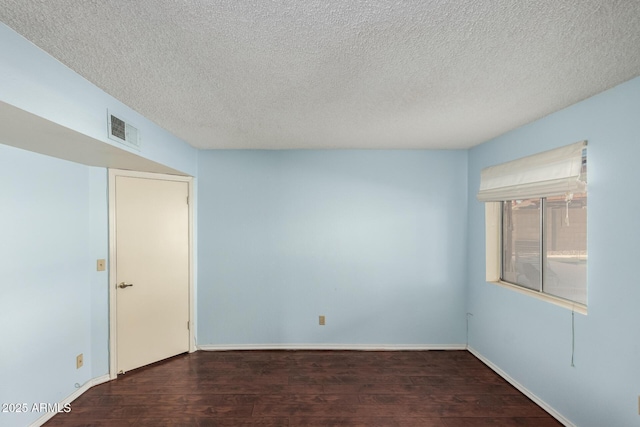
{"left": 97, "top": 259, "right": 106, "bottom": 271}
{"left": 76, "top": 354, "right": 83, "bottom": 369}
{"left": 319, "top": 315, "right": 325, "bottom": 326}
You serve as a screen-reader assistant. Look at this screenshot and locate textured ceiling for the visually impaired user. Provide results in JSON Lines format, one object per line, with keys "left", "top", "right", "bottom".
{"left": 1, "top": 1, "right": 640, "bottom": 150}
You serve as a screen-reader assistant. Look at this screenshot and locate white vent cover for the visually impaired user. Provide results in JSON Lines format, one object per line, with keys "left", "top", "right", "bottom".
{"left": 107, "top": 110, "right": 140, "bottom": 150}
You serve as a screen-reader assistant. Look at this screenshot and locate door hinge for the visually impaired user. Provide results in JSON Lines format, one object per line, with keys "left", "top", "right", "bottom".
{"left": 187, "top": 321, "right": 190, "bottom": 330}
{"left": 186, "top": 196, "right": 189, "bottom": 205}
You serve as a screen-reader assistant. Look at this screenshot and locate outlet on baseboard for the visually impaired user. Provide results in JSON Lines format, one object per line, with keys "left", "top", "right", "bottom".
{"left": 76, "top": 353, "right": 83, "bottom": 369}
{"left": 319, "top": 315, "right": 325, "bottom": 326}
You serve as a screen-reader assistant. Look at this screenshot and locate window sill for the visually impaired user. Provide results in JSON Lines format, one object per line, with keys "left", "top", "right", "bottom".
{"left": 488, "top": 280, "right": 588, "bottom": 315}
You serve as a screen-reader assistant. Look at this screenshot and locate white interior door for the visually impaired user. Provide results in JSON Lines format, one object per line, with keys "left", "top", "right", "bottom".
{"left": 114, "top": 175, "right": 190, "bottom": 373}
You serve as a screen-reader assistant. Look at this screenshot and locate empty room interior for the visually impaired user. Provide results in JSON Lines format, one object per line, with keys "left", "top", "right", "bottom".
{"left": 1, "top": 2, "right": 639, "bottom": 426}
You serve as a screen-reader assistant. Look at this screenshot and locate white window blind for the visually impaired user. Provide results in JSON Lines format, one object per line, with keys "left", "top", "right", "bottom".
{"left": 477, "top": 141, "right": 587, "bottom": 202}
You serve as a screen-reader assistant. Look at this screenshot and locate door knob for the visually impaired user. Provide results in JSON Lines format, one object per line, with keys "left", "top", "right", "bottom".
{"left": 118, "top": 282, "right": 134, "bottom": 289}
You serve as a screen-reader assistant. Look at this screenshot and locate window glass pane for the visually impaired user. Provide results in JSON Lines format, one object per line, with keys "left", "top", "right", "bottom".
{"left": 502, "top": 199, "right": 541, "bottom": 291}
{"left": 543, "top": 193, "right": 587, "bottom": 304}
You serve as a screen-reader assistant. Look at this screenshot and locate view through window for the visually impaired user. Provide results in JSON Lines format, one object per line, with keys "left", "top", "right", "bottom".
{"left": 501, "top": 192, "right": 587, "bottom": 305}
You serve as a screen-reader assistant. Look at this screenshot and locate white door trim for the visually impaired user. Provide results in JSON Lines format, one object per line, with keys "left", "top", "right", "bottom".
{"left": 108, "top": 168, "right": 195, "bottom": 379}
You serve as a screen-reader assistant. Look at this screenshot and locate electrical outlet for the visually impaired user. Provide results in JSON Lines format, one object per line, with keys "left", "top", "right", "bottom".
{"left": 97, "top": 259, "right": 106, "bottom": 271}
{"left": 319, "top": 315, "right": 325, "bottom": 326}
{"left": 76, "top": 354, "right": 83, "bottom": 369}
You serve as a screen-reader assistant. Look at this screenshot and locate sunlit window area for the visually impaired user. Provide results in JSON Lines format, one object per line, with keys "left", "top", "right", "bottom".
{"left": 502, "top": 192, "right": 587, "bottom": 305}
{"left": 479, "top": 141, "right": 587, "bottom": 309}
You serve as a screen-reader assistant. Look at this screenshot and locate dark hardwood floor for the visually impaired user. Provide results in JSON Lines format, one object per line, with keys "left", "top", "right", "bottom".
{"left": 45, "top": 350, "right": 562, "bottom": 426}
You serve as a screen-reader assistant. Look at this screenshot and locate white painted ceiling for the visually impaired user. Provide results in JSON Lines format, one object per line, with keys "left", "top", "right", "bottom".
{"left": 1, "top": 1, "right": 640, "bottom": 150}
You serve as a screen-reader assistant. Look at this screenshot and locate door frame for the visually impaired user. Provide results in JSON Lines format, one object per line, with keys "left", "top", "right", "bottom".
{"left": 108, "top": 168, "right": 195, "bottom": 379}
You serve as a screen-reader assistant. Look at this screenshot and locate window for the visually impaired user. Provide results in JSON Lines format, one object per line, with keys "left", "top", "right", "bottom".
{"left": 478, "top": 141, "right": 587, "bottom": 312}
{"left": 502, "top": 192, "right": 587, "bottom": 304}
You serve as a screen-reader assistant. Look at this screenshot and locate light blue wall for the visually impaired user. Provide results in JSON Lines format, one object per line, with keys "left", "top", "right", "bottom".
{"left": 88, "top": 168, "right": 109, "bottom": 379}
{"left": 0, "top": 145, "right": 106, "bottom": 427}
{"left": 0, "top": 22, "right": 198, "bottom": 176}
{"left": 197, "top": 150, "right": 468, "bottom": 346}
{"left": 467, "top": 76, "right": 640, "bottom": 426}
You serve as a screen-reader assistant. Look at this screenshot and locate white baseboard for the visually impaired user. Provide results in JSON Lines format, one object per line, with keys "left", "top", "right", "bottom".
{"left": 467, "top": 347, "right": 575, "bottom": 427}
{"left": 29, "top": 374, "right": 111, "bottom": 427}
{"left": 197, "top": 343, "right": 466, "bottom": 351}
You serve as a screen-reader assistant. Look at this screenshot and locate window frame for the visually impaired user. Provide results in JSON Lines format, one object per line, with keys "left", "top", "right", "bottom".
{"left": 485, "top": 201, "right": 587, "bottom": 314}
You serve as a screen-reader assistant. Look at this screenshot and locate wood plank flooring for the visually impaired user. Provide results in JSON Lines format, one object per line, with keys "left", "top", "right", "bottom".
{"left": 44, "top": 350, "right": 562, "bottom": 426}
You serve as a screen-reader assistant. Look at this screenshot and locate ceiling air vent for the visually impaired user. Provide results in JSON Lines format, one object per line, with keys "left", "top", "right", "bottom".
{"left": 107, "top": 110, "right": 141, "bottom": 150}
